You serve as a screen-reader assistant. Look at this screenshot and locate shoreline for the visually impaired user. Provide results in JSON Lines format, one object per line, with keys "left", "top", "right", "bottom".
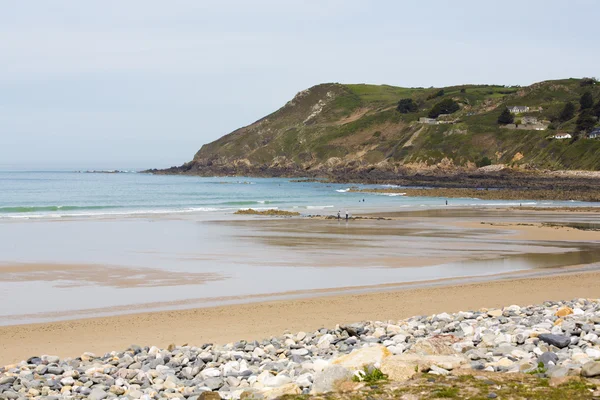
{"left": 2, "top": 268, "right": 600, "bottom": 366}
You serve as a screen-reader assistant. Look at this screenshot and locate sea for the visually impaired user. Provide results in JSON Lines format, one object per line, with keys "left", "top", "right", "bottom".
{"left": 1, "top": 170, "right": 596, "bottom": 219}
{"left": 1, "top": 170, "right": 600, "bottom": 325}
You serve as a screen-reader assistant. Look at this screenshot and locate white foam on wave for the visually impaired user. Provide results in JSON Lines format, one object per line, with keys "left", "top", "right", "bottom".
{"left": 336, "top": 188, "right": 350, "bottom": 193}
{"left": 0, "top": 207, "right": 223, "bottom": 220}
{"left": 306, "top": 205, "right": 334, "bottom": 210}
{"left": 237, "top": 207, "right": 279, "bottom": 211}
{"left": 376, "top": 192, "right": 406, "bottom": 197}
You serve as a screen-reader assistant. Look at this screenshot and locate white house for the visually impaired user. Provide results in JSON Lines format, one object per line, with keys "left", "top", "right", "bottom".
{"left": 553, "top": 133, "right": 572, "bottom": 140}
{"left": 419, "top": 117, "right": 438, "bottom": 125}
{"left": 508, "top": 106, "right": 529, "bottom": 114}
{"left": 589, "top": 128, "right": 600, "bottom": 139}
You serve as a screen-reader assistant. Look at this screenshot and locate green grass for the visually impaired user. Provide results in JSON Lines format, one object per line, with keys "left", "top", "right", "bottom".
{"left": 352, "top": 366, "right": 388, "bottom": 383}
{"left": 193, "top": 77, "right": 600, "bottom": 171}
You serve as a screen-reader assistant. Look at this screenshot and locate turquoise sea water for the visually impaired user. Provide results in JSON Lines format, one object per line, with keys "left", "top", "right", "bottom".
{"left": 1, "top": 171, "right": 598, "bottom": 219}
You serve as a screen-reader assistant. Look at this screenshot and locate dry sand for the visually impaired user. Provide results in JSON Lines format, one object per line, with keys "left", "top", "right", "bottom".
{"left": 2, "top": 270, "right": 600, "bottom": 366}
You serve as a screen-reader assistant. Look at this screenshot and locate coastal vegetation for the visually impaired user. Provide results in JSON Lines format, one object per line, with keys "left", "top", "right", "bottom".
{"left": 153, "top": 78, "right": 600, "bottom": 178}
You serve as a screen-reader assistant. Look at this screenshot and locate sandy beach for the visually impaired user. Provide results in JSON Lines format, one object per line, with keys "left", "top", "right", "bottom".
{"left": 2, "top": 269, "right": 600, "bottom": 366}
{"left": 1, "top": 207, "right": 600, "bottom": 366}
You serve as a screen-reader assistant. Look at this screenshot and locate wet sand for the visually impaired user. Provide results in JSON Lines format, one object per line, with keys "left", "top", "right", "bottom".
{"left": 1, "top": 270, "right": 600, "bottom": 366}
{"left": 1, "top": 207, "right": 600, "bottom": 365}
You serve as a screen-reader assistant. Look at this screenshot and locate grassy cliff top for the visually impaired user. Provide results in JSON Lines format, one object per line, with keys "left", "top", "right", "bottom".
{"left": 172, "top": 77, "right": 600, "bottom": 174}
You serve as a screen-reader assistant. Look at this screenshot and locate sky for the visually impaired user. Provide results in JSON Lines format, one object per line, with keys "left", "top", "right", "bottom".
{"left": 1, "top": 0, "right": 598, "bottom": 170}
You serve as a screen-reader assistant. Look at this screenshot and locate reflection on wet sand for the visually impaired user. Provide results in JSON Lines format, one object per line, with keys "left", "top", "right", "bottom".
{"left": 0, "top": 263, "right": 224, "bottom": 288}
{"left": 0, "top": 207, "right": 599, "bottom": 324}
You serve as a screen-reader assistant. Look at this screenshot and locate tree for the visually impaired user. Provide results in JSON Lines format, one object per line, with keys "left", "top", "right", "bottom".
{"left": 396, "top": 98, "right": 418, "bottom": 113}
{"left": 593, "top": 100, "right": 600, "bottom": 118}
{"left": 580, "top": 91, "right": 594, "bottom": 109}
{"left": 559, "top": 102, "right": 576, "bottom": 122}
{"left": 428, "top": 98, "right": 459, "bottom": 118}
{"left": 497, "top": 108, "right": 514, "bottom": 124}
{"left": 460, "top": 88, "right": 466, "bottom": 93}
{"left": 576, "top": 110, "right": 596, "bottom": 132}
{"left": 580, "top": 77, "right": 598, "bottom": 87}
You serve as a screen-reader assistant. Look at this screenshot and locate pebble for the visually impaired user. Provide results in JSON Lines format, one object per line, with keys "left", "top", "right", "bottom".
{"left": 1, "top": 298, "right": 600, "bottom": 398}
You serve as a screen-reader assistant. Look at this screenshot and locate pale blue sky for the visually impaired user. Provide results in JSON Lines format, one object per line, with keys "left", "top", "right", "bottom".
{"left": 1, "top": 0, "right": 598, "bottom": 169}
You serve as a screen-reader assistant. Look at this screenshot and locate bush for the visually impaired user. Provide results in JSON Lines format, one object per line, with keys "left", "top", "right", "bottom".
{"left": 352, "top": 366, "right": 388, "bottom": 383}
{"left": 476, "top": 156, "right": 492, "bottom": 167}
{"left": 559, "top": 102, "right": 576, "bottom": 122}
{"left": 427, "top": 89, "right": 445, "bottom": 100}
{"left": 396, "top": 98, "right": 418, "bottom": 113}
{"left": 428, "top": 98, "right": 459, "bottom": 118}
{"left": 460, "top": 88, "right": 466, "bottom": 93}
{"left": 580, "top": 91, "right": 594, "bottom": 109}
{"left": 497, "top": 108, "right": 514, "bottom": 124}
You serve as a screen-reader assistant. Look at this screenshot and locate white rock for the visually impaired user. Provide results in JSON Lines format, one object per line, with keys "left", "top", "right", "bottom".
{"left": 312, "top": 359, "right": 329, "bottom": 373}
{"left": 317, "top": 334, "right": 335, "bottom": 348}
{"left": 460, "top": 323, "right": 474, "bottom": 336}
{"left": 295, "top": 373, "right": 313, "bottom": 387}
{"left": 586, "top": 348, "right": 600, "bottom": 360}
{"left": 373, "top": 327, "right": 386, "bottom": 338}
{"left": 291, "top": 348, "right": 309, "bottom": 356}
{"left": 252, "top": 347, "right": 265, "bottom": 358}
{"left": 148, "top": 346, "right": 160, "bottom": 356}
{"left": 200, "top": 368, "right": 221, "bottom": 378}
{"left": 436, "top": 313, "right": 453, "bottom": 322}
{"left": 262, "top": 374, "right": 292, "bottom": 388}
{"left": 428, "top": 365, "right": 450, "bottom": 376}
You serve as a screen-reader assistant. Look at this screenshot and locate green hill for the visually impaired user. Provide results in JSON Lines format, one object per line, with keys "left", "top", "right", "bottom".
{"left": 158, "top": 78, "right": 600, "bottom": 176}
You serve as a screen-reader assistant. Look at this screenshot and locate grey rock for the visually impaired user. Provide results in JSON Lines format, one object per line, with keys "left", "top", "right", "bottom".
{"left": 88, "top": 388, "right": 108, "bottom": 400}
{"left": 202, "top": 377, "right": 224, "bottom": 390}
{"left": 538, "top": 334, "right": 571, "bottom": 349}
{"left": 581, "top": 361, "right": 600, "bottom": 378}
{"left": 311, "top": 365, "right": 353, "bottom": 394}
{"left": 0, "top": 376, "right": 15, "bottom": 385}
{"left": 538, "top": 352, "right": 559, "bottom": 368}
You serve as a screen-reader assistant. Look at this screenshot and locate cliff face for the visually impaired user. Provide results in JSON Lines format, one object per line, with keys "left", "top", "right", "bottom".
{"left": 156, "top": 79, "right": 600, "bottom": 177}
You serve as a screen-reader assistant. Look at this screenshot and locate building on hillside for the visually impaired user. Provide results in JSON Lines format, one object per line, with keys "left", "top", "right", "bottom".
{"left": 418, "top": 117, "right": 438, "bottom": 125}
{"left": 589, "top": 128, "right": 600, "bottom": 139}
{"left": 508, "top": 106, "right": 529, "bottom": 114}
{"left": 521, "top": 116, "right": 538, "bottom": 125}
{"left": 553, "top": 133, "right": 572, "bottom": 140}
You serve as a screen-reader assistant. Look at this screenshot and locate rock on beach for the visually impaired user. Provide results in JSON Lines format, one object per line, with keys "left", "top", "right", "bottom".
{"left": 1, "top": 298, "right": 600, "bottom": 399}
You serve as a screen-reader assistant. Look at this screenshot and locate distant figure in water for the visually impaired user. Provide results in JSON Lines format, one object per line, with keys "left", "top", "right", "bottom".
{"left": 363, "top": 199, "right": 365, "bottom": 202}
{"left": 337, "top": 210, "right": 341, "bottom": 220}
{"left": 445, "top": 200, "right": 448, "bottom": 206}
{"left": 345, "top": 210, "right": 349, "bottom": 220}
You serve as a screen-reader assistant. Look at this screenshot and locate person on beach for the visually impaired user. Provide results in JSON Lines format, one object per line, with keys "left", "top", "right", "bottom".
{"left": 345, "top": 210, "right": 349, "bottom": 220}
{"left": 337, "top": 210, "right": 341, "bottom": 220}
{"left": 445, "top": 200, "right": 448, "bottom": 206}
